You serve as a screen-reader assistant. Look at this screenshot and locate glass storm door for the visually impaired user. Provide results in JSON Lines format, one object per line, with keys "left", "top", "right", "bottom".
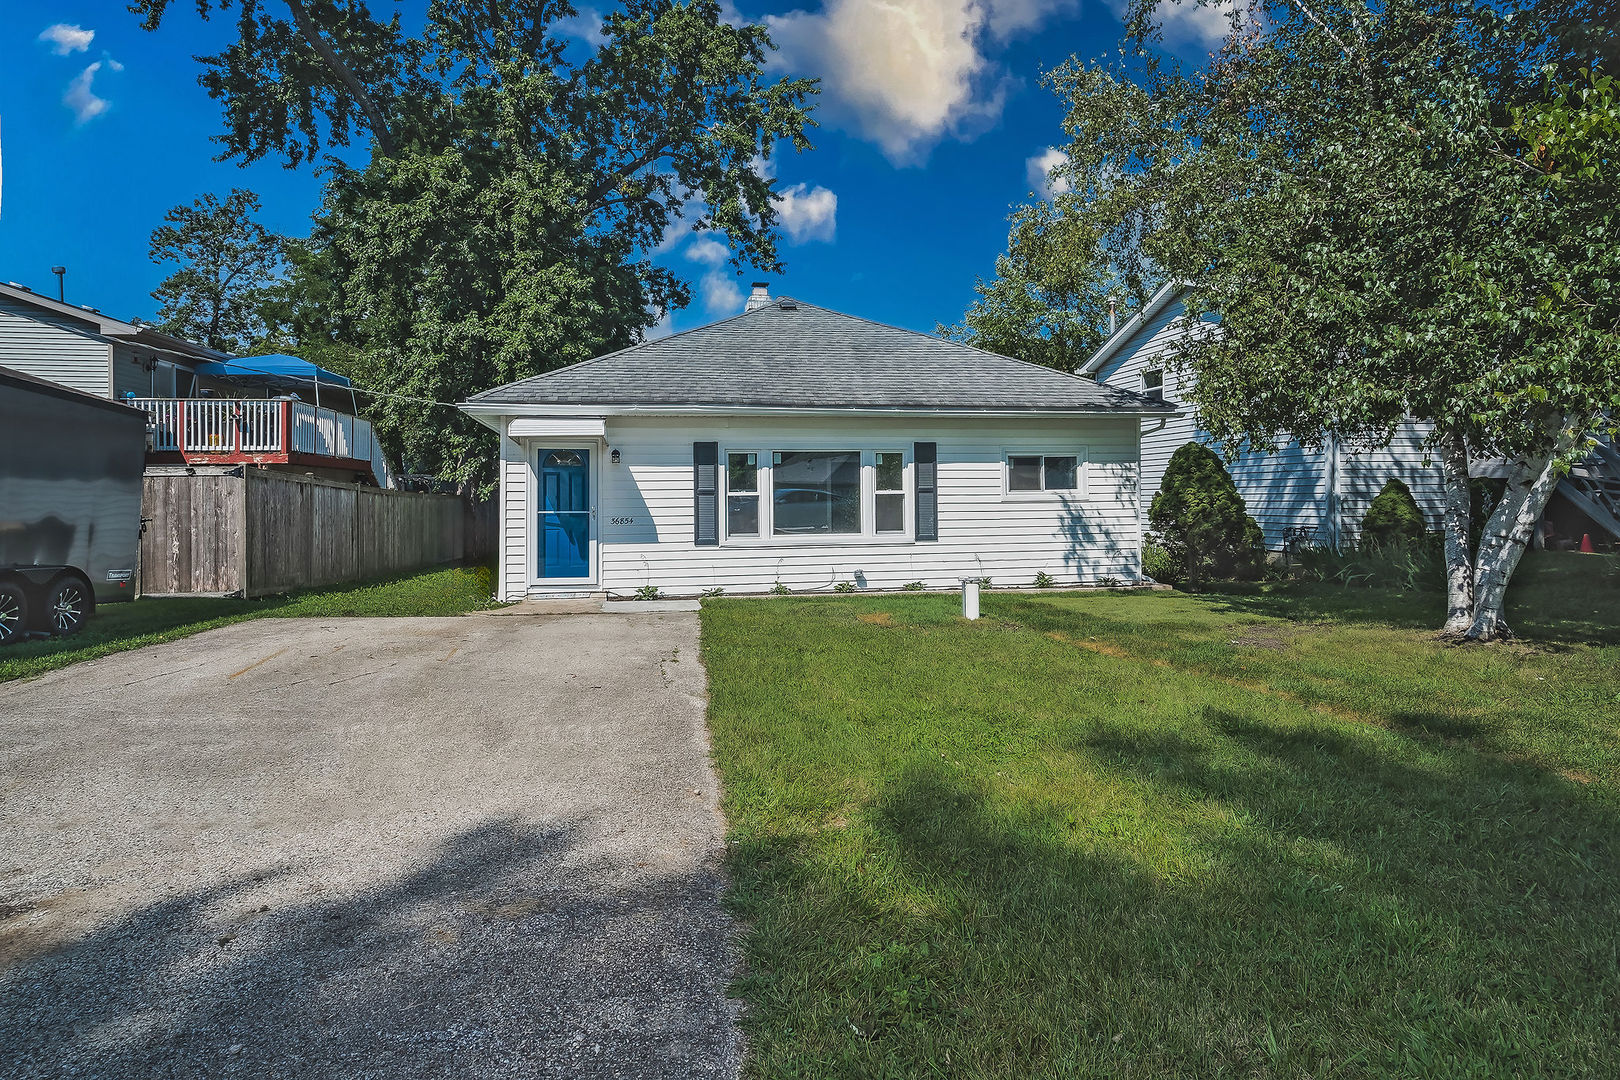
{"left": 538, "top": 448, "right": 592, "bottom": 579}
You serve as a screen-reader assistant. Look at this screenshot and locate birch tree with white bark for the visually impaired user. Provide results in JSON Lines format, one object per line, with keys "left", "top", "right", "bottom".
{"left": 1027, "top": 0, "right": 1618, "bottom": 639}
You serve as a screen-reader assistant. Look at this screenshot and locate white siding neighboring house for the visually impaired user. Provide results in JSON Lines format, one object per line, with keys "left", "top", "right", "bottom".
{"left": 462, "top": 292, "right": 1173, "bottom": 600}
{"left": 1081, "top": 283, "right": 1447, "bottom": 550}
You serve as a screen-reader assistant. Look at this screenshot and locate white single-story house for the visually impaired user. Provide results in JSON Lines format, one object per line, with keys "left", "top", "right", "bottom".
{"left": 461, "top": 289, "right": 1174, "bottom": 600}
{"left": 1081, "top": 283, "right": 1448, "bottom": 550}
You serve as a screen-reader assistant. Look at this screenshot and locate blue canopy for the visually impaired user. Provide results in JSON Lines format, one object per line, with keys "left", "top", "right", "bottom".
{"left": 194, "top": 353, "right": 353, "bottom": 390}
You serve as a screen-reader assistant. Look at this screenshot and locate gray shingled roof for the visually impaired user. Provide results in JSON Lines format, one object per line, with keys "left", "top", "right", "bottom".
{"left": 466, "top": 298, "right": 1170, "bottom": 412}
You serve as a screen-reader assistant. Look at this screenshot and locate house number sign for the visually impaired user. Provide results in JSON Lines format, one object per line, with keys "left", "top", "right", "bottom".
{"left": 610, "top": 516, "right": 636, "bottom": 526}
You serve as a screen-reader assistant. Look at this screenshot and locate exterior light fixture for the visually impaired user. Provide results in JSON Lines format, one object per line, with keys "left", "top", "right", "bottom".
{"left": 611, "top": 448, "right": 621, "bottom": 464}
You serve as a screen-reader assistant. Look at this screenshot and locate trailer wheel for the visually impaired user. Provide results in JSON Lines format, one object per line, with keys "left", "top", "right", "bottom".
{"left": 0, "top": 582, "right": 27, "bottom": 646}
{"left": 45, "top": 576, "right": 90, "bottom": 638}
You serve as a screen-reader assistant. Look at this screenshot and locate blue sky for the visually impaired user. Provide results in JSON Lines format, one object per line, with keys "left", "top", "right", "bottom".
{"left": 1, "top": 2, "right": 1221, "bottom": 344}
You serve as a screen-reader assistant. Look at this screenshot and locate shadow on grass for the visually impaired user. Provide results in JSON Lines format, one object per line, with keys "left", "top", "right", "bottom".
{"left": 731, "top": 713, "right": 1620, "bottom": 1076}
{"left": 1, "top": 820, "right": 738, "bottom": 1080}
{"left": 1185, "top": 552, "right": 1620, "bottom": 647}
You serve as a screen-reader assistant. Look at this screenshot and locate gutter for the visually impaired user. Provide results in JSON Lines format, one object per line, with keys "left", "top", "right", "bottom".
{"left": 458, "top": 402, "right": 1183, "bottom": 422}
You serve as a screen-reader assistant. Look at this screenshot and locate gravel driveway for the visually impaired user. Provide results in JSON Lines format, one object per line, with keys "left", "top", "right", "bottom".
{"left": 0, "top": 611, "right": 740, "bottom": 1079}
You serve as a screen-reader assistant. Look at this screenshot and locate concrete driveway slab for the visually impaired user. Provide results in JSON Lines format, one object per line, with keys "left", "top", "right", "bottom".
{"left": 0, "top": 612, "right": 738, "bottom": 1079}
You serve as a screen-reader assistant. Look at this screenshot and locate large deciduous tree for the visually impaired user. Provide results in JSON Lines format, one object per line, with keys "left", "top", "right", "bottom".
{"left": 1000, "top": 0, "right": 1618, "bottom": 639}
{"left": 149, "top": 188, "right": 285, "bottom": 354}
{"left": 134, "top": 0, "right": 816, "bottom": 488}
{"left": 939, "top": 199, "right": 1116, "bottom": 370}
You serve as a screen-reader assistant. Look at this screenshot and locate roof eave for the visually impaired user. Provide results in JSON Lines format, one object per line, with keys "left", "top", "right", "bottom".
{"left": 457, "top": 401, "right": 1180, "bottom": 419}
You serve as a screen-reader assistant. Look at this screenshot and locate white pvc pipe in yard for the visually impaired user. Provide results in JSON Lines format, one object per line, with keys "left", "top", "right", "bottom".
{"left": 962, "top": 579, "right": 980, "bottom": 620}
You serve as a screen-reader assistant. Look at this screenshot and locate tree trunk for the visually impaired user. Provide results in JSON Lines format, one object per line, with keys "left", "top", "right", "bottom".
{"left": 1464, "top": 425, "right": 1581, "bottom": 640}
{"left": 1437, "top": 431, "right": 1474, "bottom": 636}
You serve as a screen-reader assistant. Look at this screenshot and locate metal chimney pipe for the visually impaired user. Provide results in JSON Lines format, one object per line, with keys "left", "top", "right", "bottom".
{"left": 51, "top": 265, "right": 66, "bottom": 302}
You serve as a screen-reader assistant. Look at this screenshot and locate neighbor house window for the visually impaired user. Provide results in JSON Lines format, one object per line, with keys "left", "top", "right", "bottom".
{"left": 1142, "top": 369, "right": 1164, "bottom": 402}
{"left": 875, "top": 451, "right": 905, "bottom": 533}
{"left": 727, "top": 452, "right": 759, "bottom": 536}
{"left": 772, "top": 451, "right": 861, "bottom": 535}
{"left": 1008, "top": 454, "right": 1081, "bottom": 493}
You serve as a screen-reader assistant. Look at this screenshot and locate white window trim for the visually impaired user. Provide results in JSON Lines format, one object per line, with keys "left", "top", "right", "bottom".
{"left": 720, "top": 446, "right": 914, "bottom": 545}
{"left": 1003, "top": 448, "right": 1088, "bottom": 501}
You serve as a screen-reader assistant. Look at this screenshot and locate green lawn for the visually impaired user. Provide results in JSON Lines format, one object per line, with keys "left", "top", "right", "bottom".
{"left": 0, "top": 562, "right": 497, "bottom": 684}
{"left": 700, "top": 552, "right": 1620, "bottom": 1078}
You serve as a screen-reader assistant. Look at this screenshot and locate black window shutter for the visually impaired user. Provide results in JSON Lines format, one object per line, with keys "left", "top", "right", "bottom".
{"left": 694, "top": 441, "right": 719, "bottom": 546}
{"left": 914, "top": 442, "right": 938, "bottom": 541}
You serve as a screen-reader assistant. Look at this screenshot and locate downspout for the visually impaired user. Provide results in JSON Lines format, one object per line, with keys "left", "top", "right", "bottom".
{"left": 1326, "top": 433, "right": 1342, "bottom": 551}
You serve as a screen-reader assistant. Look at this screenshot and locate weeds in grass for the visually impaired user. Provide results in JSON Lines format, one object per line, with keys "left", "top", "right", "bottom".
{"left": 901, "top": 581, "right": 926, "bottom": 591}
{"left": 834, "top": 581, "right": 858, "bottom": 593}
{"left": 1298, "top": 537, "right": 1444, "bottom": 591}
{"left": 1033, "top": 571, "right": 1055, "bottom": 588}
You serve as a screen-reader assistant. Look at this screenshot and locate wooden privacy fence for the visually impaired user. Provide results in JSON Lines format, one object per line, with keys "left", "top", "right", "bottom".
{"left": 140, "top": 469, "right": 493, "bottom": 597}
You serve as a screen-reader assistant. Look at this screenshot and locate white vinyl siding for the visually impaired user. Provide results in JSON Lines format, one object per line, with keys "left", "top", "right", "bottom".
{"left": 498, "top": 434, "right": 528, "bottom": 599}
{"left": 0, "top": 298, "right": 113, "bottom": 398}
{"left": 1338, "top": 420, "right": 1447, "bottom": 542}
{"left": 497, "top": 413, "right": 1142, "bottom": 598}
{"left": 1093, "top": 296, "right": 1445, "bottom": 548}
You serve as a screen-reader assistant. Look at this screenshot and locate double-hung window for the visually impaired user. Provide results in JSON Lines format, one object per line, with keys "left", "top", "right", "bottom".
{"left": 875, "top": 451, "right": 906, "bottom": 533}
{"left": 1141, "top": 369, "right": 1164, "bottom": 402}
{"left": 727, "top": 452, "right": 760, "bottom": 536}
{"left": 1007, "top": 454, "right": 1081, "bottom": 494}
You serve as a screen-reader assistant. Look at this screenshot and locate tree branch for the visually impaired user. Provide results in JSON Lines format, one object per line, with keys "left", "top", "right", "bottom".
{"left": 1284, "top": 0, "right": 1356, "bottom": 61}
{"left": 284, "top": 0, "right": 398, "bottom": 159}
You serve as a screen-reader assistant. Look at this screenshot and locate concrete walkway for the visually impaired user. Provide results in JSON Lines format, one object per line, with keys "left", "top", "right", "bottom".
{"left": 0, "top": 611, "right": 738, "bottom": 1079}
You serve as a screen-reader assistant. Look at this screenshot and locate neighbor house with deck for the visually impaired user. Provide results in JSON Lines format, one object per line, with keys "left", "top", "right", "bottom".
{"left": 0, "top": 280, "right": 391, "bottom": 487}
{"left": 461, "top": 287, "right": 1172, "bottom": 600}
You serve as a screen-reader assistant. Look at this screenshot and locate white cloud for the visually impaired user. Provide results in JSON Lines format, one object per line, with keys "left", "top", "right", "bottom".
{"left": 773, "top": 183, "right": 837, "bottom": 243}
{"left": 766, "top": 0, "right": 1075, "bottom": 164}
{"left": 1026, "top": 147, "right": 1071, "bottom": 199}
{"left": 700, "top": 271, "right": 744, "bottom": 315}
{"left": 39, "top": 24, "right": 94, "bottom": 55}
{"left": 1156, "top": 0, "right": 1241, "bottom": 47}
{"left": 64, "top": 62, "right": 109, "bottom": 124}
{"left": 554, "top": 8, "right": 608, "bottom": 47}
{"left": 685, "top": 236, "right": 731, "bottom": 266}
{"left": 643, "top": 307, "right": 675, "bottom": 341}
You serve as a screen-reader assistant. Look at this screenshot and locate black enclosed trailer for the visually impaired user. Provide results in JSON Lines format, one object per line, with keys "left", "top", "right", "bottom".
{"left": 0, "top": 365, "right": 146, "bottom": 644}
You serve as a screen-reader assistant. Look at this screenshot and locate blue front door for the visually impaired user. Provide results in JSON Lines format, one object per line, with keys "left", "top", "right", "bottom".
{"left": 539, "top": 448, "right": 591, "bottom": 579}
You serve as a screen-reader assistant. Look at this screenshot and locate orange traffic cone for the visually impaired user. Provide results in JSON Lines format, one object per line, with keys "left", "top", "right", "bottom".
{"left": 1581, "top": 532, "right": 1595, "bottom": 553}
